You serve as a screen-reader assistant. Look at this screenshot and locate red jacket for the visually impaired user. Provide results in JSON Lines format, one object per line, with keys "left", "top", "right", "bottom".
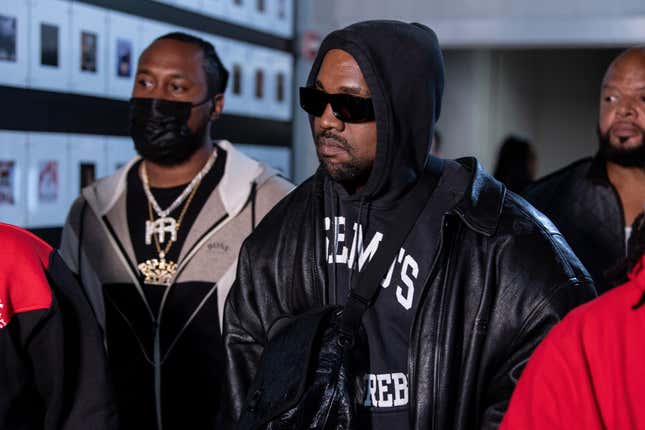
{"left": 501, "top": 256, "right": 645, "bottom": 429}
{"left": 0, "top": 223, "right": 118, "bottom": 429}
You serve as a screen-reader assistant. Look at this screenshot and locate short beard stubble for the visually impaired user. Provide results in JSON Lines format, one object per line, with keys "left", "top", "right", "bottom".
{"left": 597, "top": 124, "right": 645, "bottom": 168}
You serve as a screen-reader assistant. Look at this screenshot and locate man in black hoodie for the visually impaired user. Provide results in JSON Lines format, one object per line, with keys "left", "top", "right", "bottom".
{"left": 223, "top": 21, "right": 596, "bottom": 429}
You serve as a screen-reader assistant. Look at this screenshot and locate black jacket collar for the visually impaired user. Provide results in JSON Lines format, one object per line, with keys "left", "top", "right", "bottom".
{"left": 453, "top": 157, "right": 505, "bottom": 237}
{"left": 587, "top": 152, "right": 612, "bottom": 186}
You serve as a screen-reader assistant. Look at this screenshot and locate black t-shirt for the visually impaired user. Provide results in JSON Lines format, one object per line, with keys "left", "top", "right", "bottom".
{"left": 324, "top": 161, "right": 469, "bottom": 430}
{"left": 103, "top": 147, "right": 228, "bottom": 429}
{"left": 126, "top": 148, "right": 226, "bottom": 315}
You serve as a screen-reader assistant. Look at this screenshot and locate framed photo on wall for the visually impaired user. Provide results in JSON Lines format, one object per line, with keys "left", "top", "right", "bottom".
{"left": 0, "top": 1, "right": 28, "bottom": 87}
{"left": 266, "top": 49, "right": 292, "bottom": 121}
{"left": 0, "top": 132, "right": 28, "bottom": 226}
{"left": 107, "top": 11, "right": 142, "bottom": 99}
{"left": 26, "top": 132, "right": 70, "bottom": 228}
{"left": 219, "top": 38, "right": 252, "bottom": 116}
{"left": 28, "top": 0, "right": 72, "bottom": 92}
{"left": 68, "top": 135, "right": 107, "bottom": 201}
{"left": 246, "top": 46, "right": 271, "bottom": 118}
{"left": 70, "top": 2, "right": 108, "bottom": 97}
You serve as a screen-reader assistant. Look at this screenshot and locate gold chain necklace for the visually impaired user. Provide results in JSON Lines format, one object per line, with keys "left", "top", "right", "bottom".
{"left": 137, "top": 177, "right": 201, "bottom": 287}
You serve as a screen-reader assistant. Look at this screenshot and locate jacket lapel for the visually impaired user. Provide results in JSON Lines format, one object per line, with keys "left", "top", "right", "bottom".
{"left": 177, "top": 141, "right": 262, "bottom": 263}
{"left": 82, "top": 156, "right": 142, "bottom": 282}
{"left": 104, "top": 191, "right": 138, "bottom": 272}
{"left": 177, "top": 185, "right": 227, "bottom": 263}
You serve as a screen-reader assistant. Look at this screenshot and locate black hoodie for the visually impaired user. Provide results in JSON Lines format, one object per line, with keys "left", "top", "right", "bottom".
{"left": 308, "top": 20, "right": 445, "bottom": 202}
{"left": 309, "top": 21, "right": 469, "bottom": 429}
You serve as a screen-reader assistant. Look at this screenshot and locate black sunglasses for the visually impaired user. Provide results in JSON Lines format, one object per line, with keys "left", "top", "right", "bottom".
{"left": 299, "top": 87, "right": 375, "bottom": 123}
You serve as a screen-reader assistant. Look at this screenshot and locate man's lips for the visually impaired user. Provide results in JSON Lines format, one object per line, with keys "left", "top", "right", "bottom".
{"left": 317, "top": 138, "right": 348, "bottom": 157}
{"left": 611, "top": 122, "right": 639, "bottom": 138}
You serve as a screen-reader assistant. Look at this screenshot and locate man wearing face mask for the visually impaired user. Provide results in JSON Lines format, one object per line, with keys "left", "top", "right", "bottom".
{"left": 525, "top": 47, "right": 645, "bottom": 295}
{"left": 59, "top": 32, "right": 292, "bottom": 429}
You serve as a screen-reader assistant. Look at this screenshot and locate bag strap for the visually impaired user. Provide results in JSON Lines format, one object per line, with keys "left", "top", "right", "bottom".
{"left": 337, "top": 157, "right": 444, "bottom": 348}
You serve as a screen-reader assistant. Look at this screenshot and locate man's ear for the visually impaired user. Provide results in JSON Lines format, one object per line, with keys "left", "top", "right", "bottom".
{"left": 211, "top": 94, "right": 225, "bottom": 120}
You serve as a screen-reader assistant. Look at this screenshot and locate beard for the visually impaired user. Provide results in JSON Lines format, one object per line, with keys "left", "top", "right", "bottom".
{"left": 597, "top": 124, "right": 645, "bottom": 168}
{"left": 315, "top": 131, "right": 372, "bottom": 185}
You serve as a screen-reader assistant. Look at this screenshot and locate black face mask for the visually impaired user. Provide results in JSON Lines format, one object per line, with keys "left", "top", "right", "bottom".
{"left": 128, "top": 97, "right": 212, "bottom": 166}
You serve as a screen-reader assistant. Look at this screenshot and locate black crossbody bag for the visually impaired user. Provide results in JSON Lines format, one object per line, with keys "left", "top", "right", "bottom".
{"left": 236, "top": 164, "right": 440, "bottom": 430}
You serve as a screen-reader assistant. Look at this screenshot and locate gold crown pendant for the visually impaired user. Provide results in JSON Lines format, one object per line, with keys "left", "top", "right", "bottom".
{"left": 137, "top": 252, "right": 178, "bottom": 287}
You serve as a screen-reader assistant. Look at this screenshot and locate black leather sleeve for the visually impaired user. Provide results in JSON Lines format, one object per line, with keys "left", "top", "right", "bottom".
{"left": 221, "top": 243, "right": 268, "bottom": 428}
{"left": 477, "top": 226, "right": 597, "bottom": 429}
{"left": 479, "top": 280, "right": 596, "bottom": 429}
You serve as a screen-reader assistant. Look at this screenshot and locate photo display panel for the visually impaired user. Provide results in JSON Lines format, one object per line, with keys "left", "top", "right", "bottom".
{"left": 106, "top": 11, "right": 142, "bottom": 99}
{"left": 225, "top": 0, "right": 251, "bottom": 27}
{"left": 266, "top": 49, "right": 292, "bottom": 121}
{"left": 28, "top": 0, "right": 72, "bottom": 92}
{"left": 0, "top": 131, "right": 28, "bottom": 226}
{"left": 70, "top": 2, "right": 108, "bottom": 97}
{"left": 0, "top": 1, "right": 29, "bottom": 87}
{"left": 105, "top": 136, "right": 137, "bottom": 175}
{"left": 247, "top": 0, "right": 272, "bottom": 34}
{"left": 220, "top": 38, "right": 250, "bottom": 116}
{"left": 0, "top": 0, "right": 295, "bottom": 231}
{"left": 247, "top": 46, "right": 271, "bottom": 118}
{"left": 149, "top": 0, "right": 293, "bottom": 37}
{"left": 271, "top": 0, "right": 293, "bottom": 38}
{"left": 202, "top": 0, "right": 228, "bottom": 20}
{"left": 26, "top": 132, "right": 70, "bottom": 228}
{"left": 68, "top": 134, "right": 107, "bottom": 200}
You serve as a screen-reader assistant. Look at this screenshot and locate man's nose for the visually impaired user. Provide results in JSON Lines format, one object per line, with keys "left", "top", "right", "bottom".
{"left": 319, "top": 103, "right": 344, "bottom": 131}
{"left": 616, "top": 97, "right": 638, "bottom": 118}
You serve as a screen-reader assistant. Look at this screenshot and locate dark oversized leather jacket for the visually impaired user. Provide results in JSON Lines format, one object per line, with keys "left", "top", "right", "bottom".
{"left": 524, "top": 155, "right": 625, "bottom": 295}
{"left": 222, "top": 159, "right": 597, "bottom": 429}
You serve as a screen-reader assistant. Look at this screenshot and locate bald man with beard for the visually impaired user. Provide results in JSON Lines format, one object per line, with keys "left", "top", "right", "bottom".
{"left": 525, "top": 47, "right": 645, "bottom": 295}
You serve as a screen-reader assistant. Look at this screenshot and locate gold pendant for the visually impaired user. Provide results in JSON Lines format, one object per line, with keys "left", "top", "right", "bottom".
{"left": 137, "top": 252, "right": 178, "bottom": 286}
{"left": 145, "top": 217, "right": 178, "bottom": 245}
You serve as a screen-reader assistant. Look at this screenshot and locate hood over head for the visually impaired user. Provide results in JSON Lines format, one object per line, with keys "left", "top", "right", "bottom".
{"left": 307, "top": 20, "right": 445, "bottom": 202}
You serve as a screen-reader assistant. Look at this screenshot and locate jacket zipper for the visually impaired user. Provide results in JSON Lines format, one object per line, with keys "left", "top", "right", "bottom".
{"left": 407, "top": 214, "right": 455, "bottom": 428}
{"left": 99, "top": 212, "right": 233, "bottom": 430}
{"left": 607, "top": 180, "right": 627, "bottom": 252}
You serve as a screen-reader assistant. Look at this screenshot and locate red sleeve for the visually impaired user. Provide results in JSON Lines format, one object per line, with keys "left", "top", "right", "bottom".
{"left": 0, "top": 223, "right": 53, "bottom": 328}
{"left": 500, "top": 314, "right": 604, "bottom": 430}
